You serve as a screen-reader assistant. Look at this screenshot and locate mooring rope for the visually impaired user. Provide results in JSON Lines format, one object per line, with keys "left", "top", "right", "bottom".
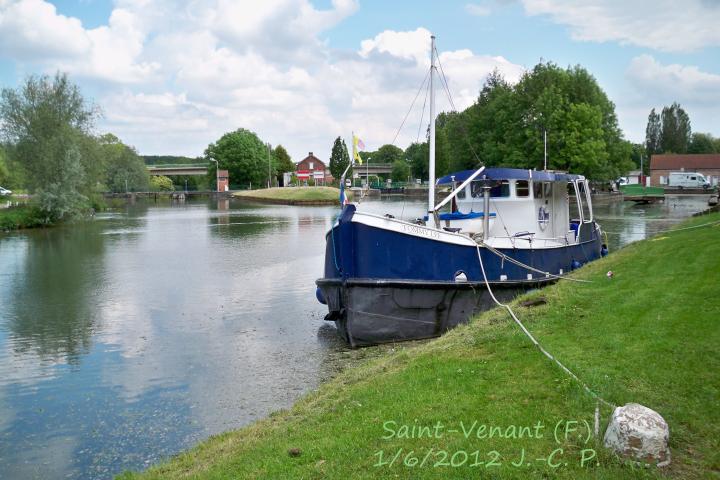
{"left": 479, "top": 241, "right": 593, "bottom": 284}
{"left": 475, "top": 243, "right": 616, "bottom": 409}
{"left": 603, "top": 218, "right": 720, "bottom": 236}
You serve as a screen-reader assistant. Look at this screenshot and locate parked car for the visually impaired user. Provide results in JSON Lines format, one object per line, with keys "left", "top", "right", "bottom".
{"left": 0, "top": 186, "right": 12, "bottom": 196}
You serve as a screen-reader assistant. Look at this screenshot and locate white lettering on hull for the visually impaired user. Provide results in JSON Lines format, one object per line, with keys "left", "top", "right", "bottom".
{"left": 401, "top": 224, "right": 441, "bottom": 239}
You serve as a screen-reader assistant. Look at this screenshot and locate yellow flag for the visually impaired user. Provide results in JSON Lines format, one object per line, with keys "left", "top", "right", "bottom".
{"left": 352, "top": 134, "right": 364, "bottom": 165}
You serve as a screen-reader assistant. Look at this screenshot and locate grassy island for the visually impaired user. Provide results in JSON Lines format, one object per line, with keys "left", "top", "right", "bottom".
{"left": 233, "top": 186, "right": 349, "bottom": 205}
{"left": 122, "top": 212, "right": 720, "bottom": 479}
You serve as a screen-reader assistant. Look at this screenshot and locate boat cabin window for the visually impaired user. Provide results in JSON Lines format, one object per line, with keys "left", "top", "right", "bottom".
{"left": 490, "top": 180, "right": 510, "bottom": 197}
{"left": 533, "top": 182, "right": 553, "bottom": 199}
{"left": 470, "top": 180, "right": 510, "bottom": 198}
{"left": 577, "top": 180, "right": 593, "bottom": 221}
{"left": 457, "top": 186, "right": 466, "bottom": 199}
{"left": 568, "top": 182, "right": 581, "bottom": 220}
{"left": 533, "top": 182, "right": 543, "bottom": 199}
{"left": 544, "top": 182, "right": 553, "bottom": 198}
{"left": 516, "top": 180, "right": 529, "bottom": 197}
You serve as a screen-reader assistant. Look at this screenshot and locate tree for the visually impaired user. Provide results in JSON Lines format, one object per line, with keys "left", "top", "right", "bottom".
{"left": 99, "top": 134, "right": 149, "bottom": 192}
{"left": 391, "top": 159, "right": 410, "bottom": 182}
{"left": 645, "top": 108, "right": 661, "bottom": 155}
{"left": 629, "top": 143, "right": 648, "bottom": 174}
{"left": 35, "top": 143, "right": 89, "bottom": 222}
{"left": 0, "top": 147, "right": 9, "bottom": 186}
{"left": 439, "top": 62, "right": 631, "bottom": 179}
{"left": 149, "top": 175, "right": 174, "bottom": 191}
{"left": 204, "top": 128, "right": 268, "bottom": 188}
{"left": 688, "top": 132, "right": 718, "bottom": 154}
{"left": 328, "top": 137, "right": 350, "bottom": 180}
{"left": 273, "top": 145, "right": 294, "bottom": 184}
{"left": 405, "top": 142, "right": 428, "bottom": 180}
{"left": 660, "top": 102, "right": 691, "bottom": 153}
{"left": 373, "top": 144, "right": 403, "bottom": 164}
{"left": 0, "top": 72, "right": 99, "bottom": 219}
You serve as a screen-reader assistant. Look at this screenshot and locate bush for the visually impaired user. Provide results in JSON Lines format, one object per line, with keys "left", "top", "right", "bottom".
{"left": 0, "top": 205, "right": 47, "bottom": 230}
{"left": 149, "top": 175, "right": 174, "bottom": 191}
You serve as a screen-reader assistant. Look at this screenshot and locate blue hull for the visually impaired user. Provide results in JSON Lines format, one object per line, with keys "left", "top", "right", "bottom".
{"left": 317, "top": 204, "right": 603, "bottom": 346}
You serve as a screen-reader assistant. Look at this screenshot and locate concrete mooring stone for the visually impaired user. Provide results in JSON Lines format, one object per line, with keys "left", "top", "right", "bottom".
{"left": 603, "top": 403, "right": 670, "bottom": 467}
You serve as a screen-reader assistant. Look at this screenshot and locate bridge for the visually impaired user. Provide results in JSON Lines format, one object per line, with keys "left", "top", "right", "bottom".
{"left": 351, "top": 163, "right": 393, "bottom": 180}
{"left": 145, "top": 162, "right": 394, "bottom": 178}
{"left": 147, "top": 164, "right": 208, "bottom": 176}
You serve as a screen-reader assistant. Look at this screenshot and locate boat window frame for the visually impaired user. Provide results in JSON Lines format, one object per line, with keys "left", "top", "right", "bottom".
{"left": 583, "top": 180, "right": 593, "bottom": 222}
{"left": 470, "top": 180, "right": 510, "bottom": 199}
{"left": 533, "top": 181, "right": 543, "bottom": 199}
{"left": 571, "top": 179, "right": 593, "bottom": 223}
{"left": 543, "top": 182, "right": 553, "bottom": 199}
{"left": 516, "top": 180, "right": 530, "bottom": 197}
{"left": 568, "top": 181, "right": 582, "bottom": 222}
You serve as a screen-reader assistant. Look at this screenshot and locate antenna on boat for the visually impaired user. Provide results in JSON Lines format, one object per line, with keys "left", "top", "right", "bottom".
{"left": 428, "top": 35, "right": 437, "bottom": 226}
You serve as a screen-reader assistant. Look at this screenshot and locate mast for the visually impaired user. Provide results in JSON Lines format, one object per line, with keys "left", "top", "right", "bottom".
{"left": 428, "top": 35, "right": 436, "bottom": 223}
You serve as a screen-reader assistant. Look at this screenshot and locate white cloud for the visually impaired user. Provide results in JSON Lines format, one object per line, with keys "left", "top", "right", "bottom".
{"left": 465, "top": 3, "right": 492, "bottom": 16}
{"left": 617, "top": 55, "right": 720, "bottom": 142}
{"left": 626, "top": 54, "right": 720, "bottom": 103}
{"left": 0, "top": 0, "right": 158, "bottom": 82}
{"left": 522, "top": 0, "right": 720, "bottom": 52}
{"left": 0, "top": 1, "right": 526, "bottom": 159}
{"left": 360, "top": 27, "right": 432, "bottom": 66}
{"left": 0, "top": 0, "right": 89, "bottom": 59}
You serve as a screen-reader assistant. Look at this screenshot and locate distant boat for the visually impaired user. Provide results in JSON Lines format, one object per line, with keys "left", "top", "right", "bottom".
{"left": 620, "top": 184, "right": 665, "bottom": 204}
{"left": 315, "top": 35, "right": 608, "bottom": 347}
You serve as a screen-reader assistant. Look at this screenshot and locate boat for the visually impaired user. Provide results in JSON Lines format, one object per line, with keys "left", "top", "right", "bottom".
{"left": 315, "top": 35, "right": 608, "bottom": 347}
{"left": 620, "top": 184, "right": 665, "bottom": 204}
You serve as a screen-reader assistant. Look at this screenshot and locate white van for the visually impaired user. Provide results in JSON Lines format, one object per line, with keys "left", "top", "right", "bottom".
{"left": 668, "top": 172, "right": 710, "bottom": 189}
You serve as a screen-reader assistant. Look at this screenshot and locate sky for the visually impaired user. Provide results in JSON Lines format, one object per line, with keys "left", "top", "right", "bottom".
{"left": 0, "top": 0, "right": 718, "bottom": 161}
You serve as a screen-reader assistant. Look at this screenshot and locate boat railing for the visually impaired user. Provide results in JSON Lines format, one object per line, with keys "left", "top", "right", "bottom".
{"left": 491, "top": 234, "right": 570, "bottom": 244}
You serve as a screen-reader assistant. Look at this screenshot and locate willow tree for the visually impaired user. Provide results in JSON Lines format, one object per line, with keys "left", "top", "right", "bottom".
{"left": 0, "top": 72, "right": 100, "bottom": 220}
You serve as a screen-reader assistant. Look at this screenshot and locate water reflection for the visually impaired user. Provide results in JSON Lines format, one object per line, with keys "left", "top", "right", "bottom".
{"left": 5, "top": 225, "right": 107, "bottom": 364}
{"left": 0, "top": 199, "right": 344, "bottom": 479}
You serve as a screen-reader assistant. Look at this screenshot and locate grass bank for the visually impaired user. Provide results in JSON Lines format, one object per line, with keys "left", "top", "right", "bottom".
{"left": 0, "top": 205, "right": 47, "bottom": 230}
{"left": 122, "top": 212, "right": 720, "bottom": 479}
{"left": 233, "top": 186, "right": 349, "bottom": 205}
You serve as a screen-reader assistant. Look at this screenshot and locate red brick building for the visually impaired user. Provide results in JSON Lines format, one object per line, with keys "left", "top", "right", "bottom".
{"left": 216, "top": 169, "right": 229, "bottom": 192}
{"left": 296, "top": 152, "right": 333, "bottom": 185}
{"left": 650, "top": 154, "right": 720, "bottom": 186}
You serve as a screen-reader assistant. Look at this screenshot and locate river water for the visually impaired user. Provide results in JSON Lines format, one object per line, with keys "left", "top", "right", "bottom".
{"left": 0, "top": 194, "right": 710, "bottom": 479}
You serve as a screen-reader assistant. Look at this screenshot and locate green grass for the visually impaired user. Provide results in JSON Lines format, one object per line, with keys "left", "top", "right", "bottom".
{"left": 233, "top": 186, "right": 350, "bottom": 204}
{"left": 0, "top": 205, "right": 47, "bottom": 230}
{"left": 121, "top": 212, "right": 720, "bottom": 480}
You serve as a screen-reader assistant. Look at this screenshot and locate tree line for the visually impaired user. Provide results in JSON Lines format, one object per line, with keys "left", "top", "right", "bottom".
{"left": 0, "top": 73, "right": 298, "bottom": 224}
{"left": 329, "top": 62, "right": 642, "bottom": 183}
{"left": 645, "top": 102, "right": 720, "bottom": 156}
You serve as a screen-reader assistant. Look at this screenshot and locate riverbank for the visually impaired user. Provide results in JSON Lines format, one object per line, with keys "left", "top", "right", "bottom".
{"left": 0, "top": 205, "right": 47, "bottom": 230}
{"left": 233, "top": 186, "right": 348, "bottom": 205}
{"left": 128, "top": 212, "right": 718, "bottom": 479}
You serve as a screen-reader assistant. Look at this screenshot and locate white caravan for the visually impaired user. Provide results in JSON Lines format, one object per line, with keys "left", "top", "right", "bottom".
{"left": 667, "top": 172, "right": 710, "bottom": 189}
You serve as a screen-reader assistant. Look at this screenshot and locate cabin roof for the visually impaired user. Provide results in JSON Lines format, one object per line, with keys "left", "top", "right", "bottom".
{"left": 436, "top": 168, "right": 583, "bottom": 185}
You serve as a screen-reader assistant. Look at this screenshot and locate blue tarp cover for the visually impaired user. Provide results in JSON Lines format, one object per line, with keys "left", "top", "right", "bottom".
{"left": 438, "top": 211, "right": 495, "bottom": 220}
{"left": 436, "top": 168, "right": 582, "bottom": 185}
